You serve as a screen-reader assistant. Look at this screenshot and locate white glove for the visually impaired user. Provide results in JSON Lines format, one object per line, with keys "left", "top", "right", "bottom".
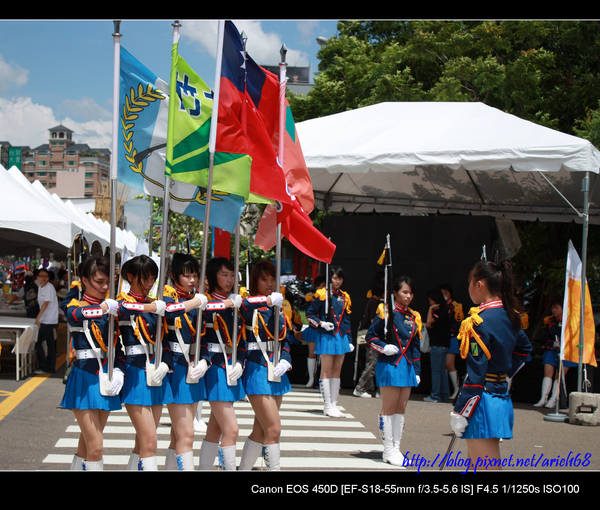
{"left": 102, "top": 298, "right": 119, "bottom": 316}
{"left": 228, "top": 362, "right": 243, "bottom": 381}
{"left": 151, "top": 362, "right": 169, "bottom": 384}
{"left": 195, "top": 294, "right": 208, "bottom": 310}
{"left": 450, "top": 412, "right": 468, "bottom": 437}
{"left": 273, "top": 359, "right": 291, "bottom": 377}
{"left": 383, "top": 344, "right": 399, "bottom": 356}
{"left": 189, "top": 359, "right": 208, "bottom": 380}
{"left": 348, "top": 342, "right": 355, "bottom": 353}
{"left": 269, "top": 292, "right": 284, "bottom": 308}
{"left": 416, "top": 375, "right": 421, "bottom": 385}
{"left": 229, "top": 293, "right": 242, "bottom": 309}
{"left": 320, "top": 321, "right": 335, "bottom": 332}
{"left": 153, "top": 300, "right": 166, "bottom": 316}
{"left": 109, "top": 368, "right": 124, "bottom": 395}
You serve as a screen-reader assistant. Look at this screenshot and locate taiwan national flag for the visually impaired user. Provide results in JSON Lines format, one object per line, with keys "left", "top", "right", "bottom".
{"left": 221, "top": 20, "right": 292, "bottom": 207}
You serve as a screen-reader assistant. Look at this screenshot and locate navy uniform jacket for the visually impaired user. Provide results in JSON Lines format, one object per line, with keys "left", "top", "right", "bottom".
{"left": 240, "top": 295, "right": 293, "bottom": 367}
{"left": 64, "top": 293, "right": 126, "bottom": 376}
{"left": 306, "top": 287, "right": 352, "bottom": 339}
{"left": 453, "top": 300, "right": 532, "bottom": 418}
{"left": 366, "top": 302, "right": 422, "bottom": 376}
{"left": 117, "top": 289, "right": 174, "bottom": 370}
{"left": 202, "top": 291, "right": 247, "bottom": 369}
{"left": 541, "top": 315, "right": 561, "bottom": 351}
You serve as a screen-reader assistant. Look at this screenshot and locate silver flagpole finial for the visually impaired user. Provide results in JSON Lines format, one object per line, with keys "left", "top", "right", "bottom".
{"left": 113, "top": 20, "right": 121, "bottom": 36}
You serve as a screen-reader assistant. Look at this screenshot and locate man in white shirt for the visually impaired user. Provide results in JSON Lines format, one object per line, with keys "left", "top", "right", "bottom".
{"left": 34, "top": 268, "right": 59, "bottom": 374}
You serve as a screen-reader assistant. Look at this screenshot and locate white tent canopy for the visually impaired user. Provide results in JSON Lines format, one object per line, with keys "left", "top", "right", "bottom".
{"left": 296, "top": 102, "right": 600, "bottom": 223}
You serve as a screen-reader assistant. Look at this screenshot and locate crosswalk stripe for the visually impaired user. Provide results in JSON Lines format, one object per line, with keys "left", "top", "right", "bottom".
{"left": 44, "top": 387, "right": 388, "bottom": 470}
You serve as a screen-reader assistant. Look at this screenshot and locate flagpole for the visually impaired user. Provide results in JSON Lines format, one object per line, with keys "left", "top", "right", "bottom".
{"left": 108, "top": 19, "right": 122, "bottom": 384}
{"left": 193, "top": 19, "right": 225, "bottom": 362}
{"left": 230, "top": 221, "right": 241, "bottom": 378}
{"left": 271, "top": 44, "right": 288, "bottom": 374}
{"left": 578, "top": 171, "right": 590, "bottom": 393}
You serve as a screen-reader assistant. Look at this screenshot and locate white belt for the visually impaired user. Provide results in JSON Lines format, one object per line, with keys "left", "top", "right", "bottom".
{"left": 169, "top": 341, "right": 196, "bottom": 354}
{"left": 207, "top": 342, "right": 232, "bottom": 353}
{"left": 76, "top": 349, "right": 108, "bottom": 360}
{"left": 125, "top": 345, "right": 146, "bottom": 356}
{"left": 247, "top": 341, "right": 275, "bottom": 351}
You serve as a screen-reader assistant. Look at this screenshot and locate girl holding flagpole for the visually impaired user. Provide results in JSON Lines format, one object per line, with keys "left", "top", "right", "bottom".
{"left": 238, "top": 260, "right": 293, "bottom": 471}
{"left": 159, "top": 253, "right": 209, "bottom": 471}
{"left": 307, "top": 266, "right": 353, "bottom": 418}
{"left": 117, "top": 255, "right": 174, "bottom": 471}
{"left": 366, "top": 275, "right": 422, "bottom": 467}
{"left": 450, "top": 260, "right": 532, "bottom": 471}
{"left": 198, "top": 257, "right": 245, "bottom": 471}
{"left": 60, "top": 255, "right": 125, "bottom": 471}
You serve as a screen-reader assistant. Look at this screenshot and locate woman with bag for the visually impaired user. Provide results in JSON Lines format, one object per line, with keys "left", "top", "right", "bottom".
{"left": 237, "top": 260, "right": 293, "bottom": 471}
{"left": 117, "top": 255, "right": 174, "bottom": 471}
{"left": 366, "top": 275, "right": 422, "bottom": 467}
{"left": 60, "top": 256, "right": 125, "bottom": 471}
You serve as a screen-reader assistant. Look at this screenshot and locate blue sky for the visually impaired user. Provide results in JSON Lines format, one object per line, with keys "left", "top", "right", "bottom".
{"left": 0, "top": 19, "right": 339, "bottom": 235}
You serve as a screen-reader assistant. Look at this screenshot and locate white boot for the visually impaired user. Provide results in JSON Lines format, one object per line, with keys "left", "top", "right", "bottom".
{"left": 127, "top": 451, "right": 140, "bottom": 471}
{"left": 198, "top": 440, "right": 219, "bottom": 470}
{"left": 238, "top": 437, "right": 263, "bottom": 470}
{"left": 545, "top": 379, "right": 560, "bottom": 408}
{"left": 330, "top": 378, "right": 346, "bottom": 418}
{"left": 262, "top": 443, "right": 281, "bottom": 471}
{"left": 138, "top": 456, "right": 158, "bottom": 471}
{"left": 306, "top": 358, "right": 317, "bottom": 387}
{"left": 319, "top": 379, "right": 344, "bottom": 418}
{"left": 82, "top": 458, "right": 104, "bottom": 471}
{"left": 392, "top": 414, "right": 410, "bottom": 466}
{"left": 218, "top": 445, "right": 237, "bottom": 471}
{"left": 449, "top": 371, "right": 459, "bottom": 400}
{"left": 378, "top": 415, "right": 405, "bottom": 468}
{"left": 164, "top": 448, "right": 177, "bottom": 471}
{"left": 70, "top": 454, "right": 84, "bottom": 471}
{"left": 194, "top": 402, "right": 207, "bottom": 432}
{"left": 176, "top": 451, "right": 195, "bottom": 471}
{"left": 534, "top": 377, "right": 553, "bottom": 407}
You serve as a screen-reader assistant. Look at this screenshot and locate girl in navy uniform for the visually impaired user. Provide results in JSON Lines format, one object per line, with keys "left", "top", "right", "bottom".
{"left": 60, "top": 256, "right": 125, "bottom": 471}
{"left": 117, "top": 255, "right": 173, "bottom": 471}
{"left": 198, "top": 257, "right": 245, "bottom": 471}
{"left": 450, "top": 260, "right": 532, "bottom": 470}
{"left": 161, "top": 253, "right": 208, "bottom": 471}
{"left": 307, "top": 266, "right": 353, "bottom": 418}
{"left": 533, "top": 296, "right": 574, "bottom": 408}
{"left": 440, "top": 283, "right": 464, "bottom": 399}
{"left": 366, "top": 275, "right": 422, "bottom": 467}
{"left": 238, "top": 260, "right": 293, "bottom": 471}
{"left": 302, "top": 275, "right": 325, "bottom": 388}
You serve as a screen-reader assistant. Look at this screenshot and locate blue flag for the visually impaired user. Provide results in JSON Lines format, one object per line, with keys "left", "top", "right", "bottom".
{"left": 118, "top": 46, "right": 245, "bottom": 233}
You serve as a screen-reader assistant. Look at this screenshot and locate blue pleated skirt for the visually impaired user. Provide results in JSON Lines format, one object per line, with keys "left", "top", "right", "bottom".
{"left": 204, "top": 363, "right": 245, "bottom": 402}
{"left": 121, "top": 364, "right": 174, "bottom": 406}
{"left": 376, "top": 357, "right": 418, "bottom": 388}
{"left": 315, "top": 331, "right": 352, "bottom": 355}
{"left": 168, "top": 362, "right": 206, "bottom": 404}
{"left": 302, "top": 326, "right": 318, "bottom": 343}
{"left": 242, "top": 361, "right": 291, "bottom": 396}
{"left": 542, "top": 349, "right": 577, "bottom": 368}
{"left": 448, "top": 336, "right": 460, "bottom": 355}
{"left": 462, "top": 390, "right": 513, "bottom": 440}
{"left": 60, "top": 365, "right": 122, "bottom": 411}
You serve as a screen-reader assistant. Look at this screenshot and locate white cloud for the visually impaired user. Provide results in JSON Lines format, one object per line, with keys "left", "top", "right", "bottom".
{"left": 59, "top": 97, "right": 112, "bottom": 122}
{"left": 180, "top": 19, "right": 310, "bottom": 68}
{"left": 0, "top": 54, "right": 29, "bottom": 95}
{"left": 0, "top": 96, "right": 112, "bottom": 149}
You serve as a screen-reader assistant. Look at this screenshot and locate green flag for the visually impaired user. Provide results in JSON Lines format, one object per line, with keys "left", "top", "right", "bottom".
{"left": 166, "top": 42, "right": 251, "bottom": 199}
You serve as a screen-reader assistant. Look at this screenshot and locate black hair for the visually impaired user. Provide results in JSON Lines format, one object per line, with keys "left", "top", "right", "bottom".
{"left": 121, "top": 255, "right": 158, "bottom": 286}
{"left": 249, "top": 259, "right": 276, "bottom": 296}
{"left": 170, "top": 253, "right": 200, "bottom": 285}
{"left": 80, "top": 256, "right": 111, "bottom": 293}
{"left": 469, "top": 260, "right": 521, "bottom": 328}
{"left": 440, "top": 283, "right": 453, "bottom": 298}
{"left": 313, "top": 275, "right": 326, "bottom": 288}
{"left": 393, "top": 275, "right": 416, "bottom": 296}
{"left": 371, "top": 279, "right": 385, "bottom": 298}
{"left": 330, "top": 266, "right": 344, "bottom": 281}
{"left": 427, "top": 287, "right": 447, "bottom": 308}
{"left": 206, "top": 257, "right": 235, "bottom": 293}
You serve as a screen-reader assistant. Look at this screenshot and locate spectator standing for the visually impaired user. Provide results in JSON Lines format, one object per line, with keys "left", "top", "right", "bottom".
{"left": 34, "top": 267, "right": 59, "bottom": 374}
